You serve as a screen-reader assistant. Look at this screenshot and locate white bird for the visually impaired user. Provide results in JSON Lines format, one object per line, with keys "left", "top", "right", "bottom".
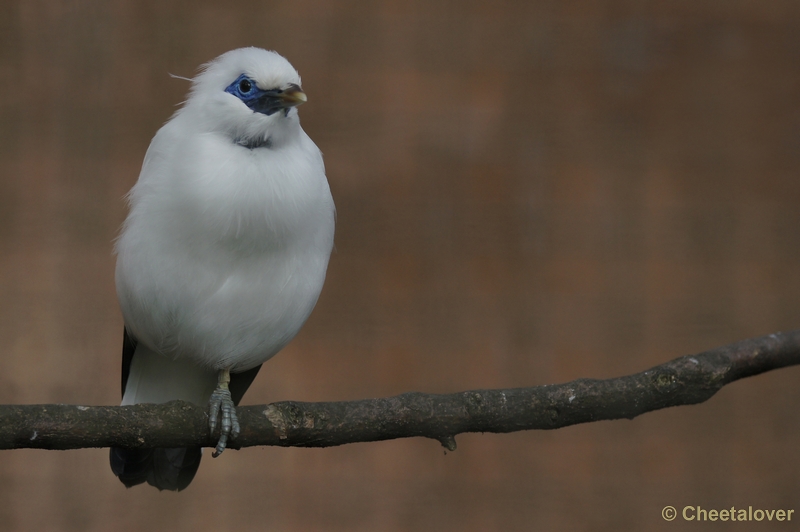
{"left": 109, "top": 48, "right": 335, "bottom": 491}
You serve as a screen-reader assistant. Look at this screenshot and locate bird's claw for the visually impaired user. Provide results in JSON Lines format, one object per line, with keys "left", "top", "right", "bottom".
{"left": 208, "top": 386, "right": 239, "bottom": 457}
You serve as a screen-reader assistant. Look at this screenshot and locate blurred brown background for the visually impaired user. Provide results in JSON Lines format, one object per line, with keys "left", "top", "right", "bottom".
{"left": 1, "top": 1, "right": 799, "bottom": 530}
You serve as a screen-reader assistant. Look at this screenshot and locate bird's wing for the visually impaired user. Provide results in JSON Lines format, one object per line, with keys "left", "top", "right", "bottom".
{"left": 229, "top": 364, "right": 262, "bottom": 405}
{"left": 120, "top": 327, "right": 137, "bottom": 398}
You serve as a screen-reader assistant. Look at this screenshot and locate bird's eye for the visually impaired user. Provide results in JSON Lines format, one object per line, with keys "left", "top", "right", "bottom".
{"left": 239, "top": 79, "right": 252, "bottom": 93}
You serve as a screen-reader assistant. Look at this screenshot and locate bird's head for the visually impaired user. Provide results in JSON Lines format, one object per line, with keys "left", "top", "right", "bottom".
{"left": 182, "top": 47, "right": 307, "bottom": 149}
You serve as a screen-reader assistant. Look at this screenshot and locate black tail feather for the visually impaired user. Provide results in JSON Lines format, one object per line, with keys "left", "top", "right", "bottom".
{"left": 110, "top": 447, "right": 153, "bottom": 488}
{"left": 110, "top": 447, "right": 201, "bottom": 491}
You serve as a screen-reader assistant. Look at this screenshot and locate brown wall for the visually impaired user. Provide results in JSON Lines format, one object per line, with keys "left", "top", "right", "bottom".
{"left": 1, "top": 1, "right": 799, "bottom": 530}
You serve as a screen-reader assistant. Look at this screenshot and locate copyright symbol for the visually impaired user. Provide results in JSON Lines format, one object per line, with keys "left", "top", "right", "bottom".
{"left": 662, "top": 506, "right": 677, "bottom": 521}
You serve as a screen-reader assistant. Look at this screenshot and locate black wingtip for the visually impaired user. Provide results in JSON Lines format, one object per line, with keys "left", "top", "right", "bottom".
{"left": 110, "top": 447, "right": 202, "bottom": 491}
{"left": 110, "top": 447, "right": 153, "bottom": 488}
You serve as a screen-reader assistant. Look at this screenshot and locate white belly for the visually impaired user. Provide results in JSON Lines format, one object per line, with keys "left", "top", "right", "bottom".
{"left": 117, "top": 236, "right": 331, "bottom": 371}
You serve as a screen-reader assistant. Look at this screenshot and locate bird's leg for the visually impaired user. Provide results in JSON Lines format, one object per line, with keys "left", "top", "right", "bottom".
{"left": 208, "top": 368, "right": 239, "bottom": 457}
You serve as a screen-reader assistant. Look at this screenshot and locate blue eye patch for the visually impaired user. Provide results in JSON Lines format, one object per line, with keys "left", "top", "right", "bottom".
{"left": 224, "top": 74, "right": 289, "bottom": 116}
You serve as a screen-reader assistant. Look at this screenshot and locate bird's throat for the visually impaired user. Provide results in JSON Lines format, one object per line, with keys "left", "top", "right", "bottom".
{"left": 234, "top": 136, "right": 272, "bottom": 150}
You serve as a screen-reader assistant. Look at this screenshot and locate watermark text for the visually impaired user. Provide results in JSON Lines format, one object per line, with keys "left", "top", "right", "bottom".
{"left": 661, "top": 506, "right": 794, "bottom": 522}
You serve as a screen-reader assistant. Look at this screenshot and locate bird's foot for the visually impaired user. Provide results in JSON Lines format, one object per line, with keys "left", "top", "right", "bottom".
{"left": 208, "top": 369, "right": 239, "bottom": 457}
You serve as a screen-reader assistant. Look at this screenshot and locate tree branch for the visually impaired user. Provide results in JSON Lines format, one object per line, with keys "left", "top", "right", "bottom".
{"left": 2, "top": 330, "right": 799, "bottom": 452}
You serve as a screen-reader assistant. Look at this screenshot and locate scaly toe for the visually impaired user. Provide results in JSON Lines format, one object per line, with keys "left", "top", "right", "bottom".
{"left": 208, "top": 387, "right": 238, "bottom": 457}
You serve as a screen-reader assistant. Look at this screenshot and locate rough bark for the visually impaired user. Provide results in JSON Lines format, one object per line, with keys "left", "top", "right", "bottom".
{"left": 1, "top": 330, "right": 798, "bottom": 452}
